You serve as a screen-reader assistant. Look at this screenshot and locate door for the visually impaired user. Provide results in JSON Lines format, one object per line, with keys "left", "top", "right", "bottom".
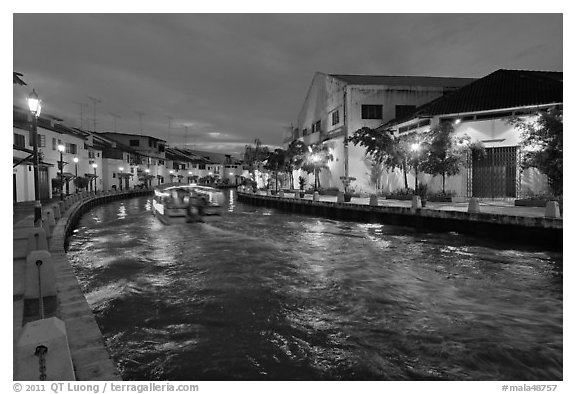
{"left": 39, "top": 167, "right": 50, "bottom": 199}
{"left": 472, "top": 146, "right": 519, "bottom": 198}
{"left": 13, "top": 174, "right": 17, "bottom": 203}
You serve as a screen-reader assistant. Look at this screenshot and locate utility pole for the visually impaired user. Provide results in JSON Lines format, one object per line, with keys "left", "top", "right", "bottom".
{"left": 87, "top": 96, "right": 101, "bottom": 133}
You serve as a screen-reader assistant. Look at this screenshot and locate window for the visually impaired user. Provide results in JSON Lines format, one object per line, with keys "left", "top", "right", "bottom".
{"left": 199, "top": 164, "right": 206, "bottom": 170}
{"left": 14, "top": 133, "right": 25, "bottom": 147}
{"left": 302, "top": 128, "right": 309, "bottom": 136}
{"left": 89, "top": 150, "right": 95, "bottom": 159}
{"left": 66, "top": 143, "right": 77, "bottom": 154}
{"left": 331, "top": 110, "right": 340, "bottom": 125}
{"left": 52, "top": 138, "right": 57, "bottom": 150}
{"left": 158, "top": 160, "right": 164, "bottom": 165}
{"left": 129, "top": 139, "right": 140, "bottom": 147}
{"left": 395, "top": 105, "right": 416, "bottom": 120}
{"left": 158, "top": 144, "right": 165, "bottom": 152}
{"left": 113, "top": 173, "right": 116, "bottom": 178}
{"left": 38, "top": 134, "right": 46, "bottom": 147}
{"left": 361, "top": 105, "right": 383, "bottom": 119}
{"left": 312, "top": 120, "right": 321, "bottom": 133}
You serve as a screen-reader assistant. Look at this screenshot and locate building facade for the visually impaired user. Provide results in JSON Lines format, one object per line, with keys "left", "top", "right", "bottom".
{"left": 386, "top": 69, "right": 563, "bottom": 198}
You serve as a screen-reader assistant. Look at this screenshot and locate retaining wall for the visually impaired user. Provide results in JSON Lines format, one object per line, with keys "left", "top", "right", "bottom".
{"left": 237, "top": 192, "right": 562, "bottom": 251}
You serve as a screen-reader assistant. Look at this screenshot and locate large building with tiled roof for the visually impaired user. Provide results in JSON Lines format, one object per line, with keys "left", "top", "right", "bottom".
{"left": 284, "top": 72, "right": 476, "bottom": 193}
{"left": 384, "top": 69, "right": 563, "bottom": 198}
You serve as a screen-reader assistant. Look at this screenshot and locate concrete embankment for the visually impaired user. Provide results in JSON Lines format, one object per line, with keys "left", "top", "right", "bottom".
{"left": 237, "top": 191, "right": 562, "bottom": 251}
{"left": 14, "top": 189, "right": 152, "bottom": 381}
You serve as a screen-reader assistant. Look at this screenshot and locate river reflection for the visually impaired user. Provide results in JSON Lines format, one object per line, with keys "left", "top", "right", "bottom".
{"left": 67, "top": 191, "right": 562, "bottom": 381}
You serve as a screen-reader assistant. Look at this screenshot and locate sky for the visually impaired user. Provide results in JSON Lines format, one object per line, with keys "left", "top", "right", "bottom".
{"left": 12, "top": 13, "right": 563, "bottom": 156}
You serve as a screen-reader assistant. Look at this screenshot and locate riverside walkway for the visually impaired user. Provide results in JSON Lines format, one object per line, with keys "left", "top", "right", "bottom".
{"left": 13, "top": 190, "right": 150, "bottom": 381}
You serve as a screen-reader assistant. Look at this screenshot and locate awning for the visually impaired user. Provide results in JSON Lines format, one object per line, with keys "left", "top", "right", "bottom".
{"left": 57, "top": 172, "right": 75, "bottom": 180}
{"left": 84, "top": 173, "right": 99, "bottom": 178}
{"left": 13, "top": 156, "right": 54, "bottom": 168}
{"left": 117, "top": 173, "right": 133, "bottom": 178}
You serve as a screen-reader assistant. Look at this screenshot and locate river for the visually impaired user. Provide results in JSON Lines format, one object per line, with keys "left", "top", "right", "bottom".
{"left": 66, "top": 190, "right": 562, "bottom": 380}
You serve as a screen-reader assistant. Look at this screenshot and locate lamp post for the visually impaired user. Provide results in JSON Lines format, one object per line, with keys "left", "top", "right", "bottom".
{"left": 92, "top": 163, "right": 98, "bottom": 192}
{"left": 73, "top": 157, "right": 79, "bottom": 193}
{"left": 58, "top": 144, "right": 66, "bottom": 201}
{"left": 119, "top": 167, "right": 124, "bottom": 191}
{"left": 27, "top": 89, "right": 43, "bottom": 227}
{"left": 411, "top": 143, "right": 421, "bottom": 192}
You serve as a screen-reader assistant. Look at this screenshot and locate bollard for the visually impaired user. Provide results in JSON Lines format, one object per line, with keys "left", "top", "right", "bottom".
{"left": 545, "top": 201, "right": 561, "bottom": 218}
{"left": 337, "top": 191, "right": 345, "bottom": 203}
{"left": 369, "top": 194, "right": 378, "bottom": 206}
{"left": 313, "top": 191, "right": 320, "bottom": 202}
{"left": 42, "top": 209, "right": 56, "bottom": 227}
{"left": 279, "top": 190, "right": 285, "bottom": 198}
{"left": 26, "top": 228, "right": 49, "bottom": 252}
{"left": 467, "top": 197, "right": 481, "bottom": 213}
{"left": 24, "top": 250, "right": 56, "bottom": 299}
{"left": 15, "top": 317, "right": 76, "bottom": 381}
{"left": 411, "top": 195, "right": 422, "bottom": 209}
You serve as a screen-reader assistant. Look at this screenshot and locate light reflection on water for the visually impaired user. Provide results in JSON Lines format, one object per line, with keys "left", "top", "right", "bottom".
{"left": 67, "top": 193, "right": 562, "bottom": 381}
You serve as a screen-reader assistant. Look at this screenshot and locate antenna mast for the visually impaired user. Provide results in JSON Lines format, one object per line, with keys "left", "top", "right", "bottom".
{"left": 87, "top": 96, "right": 102, "bottom": 133}
{"left": 136, "top": 112, "right": 145, "bottom": 135}
{"left": 109, "top": 112, "right": 121, "bottom": 132}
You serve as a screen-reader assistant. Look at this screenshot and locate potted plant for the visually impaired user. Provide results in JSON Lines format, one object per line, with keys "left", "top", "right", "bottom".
{"left": 298, "top": 176, "right": 307, "bottom": 198}
{"left": 341, "top": 176, "right": 356, "bottom": 202}
{"left": 416, "top": 183, "right": 429, "bottom": 207}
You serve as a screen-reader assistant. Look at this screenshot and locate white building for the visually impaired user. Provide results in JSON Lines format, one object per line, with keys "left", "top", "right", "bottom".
{"left": 285, "top": 72, "right": 475, "bottom": 193}
{"left": 386, "top": 69, "right": 563, "bottom": 198}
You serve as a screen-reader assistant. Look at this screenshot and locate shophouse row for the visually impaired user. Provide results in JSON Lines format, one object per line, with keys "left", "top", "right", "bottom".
{"left": 13, "top": 106, "right": 246, "bottom": 203}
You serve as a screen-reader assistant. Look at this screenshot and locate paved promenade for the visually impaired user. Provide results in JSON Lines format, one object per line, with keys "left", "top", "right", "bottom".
{"left": 13, "top": 195, "right": 122, "bottom": 381}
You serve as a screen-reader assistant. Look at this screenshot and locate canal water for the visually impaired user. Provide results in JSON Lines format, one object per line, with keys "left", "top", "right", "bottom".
{"left": 66, "top": 191, "right": 562, "bottom": 381}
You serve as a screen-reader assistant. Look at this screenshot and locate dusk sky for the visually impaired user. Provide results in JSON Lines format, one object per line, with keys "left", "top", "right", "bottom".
{"left": 12, "top": 13, "right": 562, "bottom": 155}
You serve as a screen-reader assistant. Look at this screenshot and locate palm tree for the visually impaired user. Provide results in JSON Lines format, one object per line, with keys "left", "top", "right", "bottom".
{"left": 301, "top": 143, "right": 333, "bottom": 190}
{"left": 285, "top": 140, "right": 307, "bottom": 189}
{"left": 243, "top": 138, "right": 270, "bottom": 187}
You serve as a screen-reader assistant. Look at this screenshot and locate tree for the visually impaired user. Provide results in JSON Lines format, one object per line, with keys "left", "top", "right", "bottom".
{"left": 419, "top": 122, "right": 484, "bottom": 193}
{"left": 285, "top": 140, "right": 307, "bottom": 189}
{"left": 300, "top": 143, "right": 333, "bottom": 190}
{"left": 243, "top": 138, "right": 270, "bottom": 187}
{"left": 509, "top": 108, "right": 563, "bottom": 196}
{"left": 264, "top": 148, "right": 287, "bottom": 192}
{"left": 347, "top": 127, "right": 409, "bottom": 189}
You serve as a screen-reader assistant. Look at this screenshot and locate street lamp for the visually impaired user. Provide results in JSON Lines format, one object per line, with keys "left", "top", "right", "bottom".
{"left": 92, "top": 163, "right": 98, "bottom": 192}
{"left": 119, "top": 167, "right": 124, "bottom": 191}
{"left": 27, "top": 89, "right": 42, "bottom": 227}
{"left": 58, "top": 144, "right": 66, "bottom": 201}
{"left": 411, "top": 143, "right": 421, "bottom": 192}
{"left": 73, "top": 157, "right": 79, "bottom": 193}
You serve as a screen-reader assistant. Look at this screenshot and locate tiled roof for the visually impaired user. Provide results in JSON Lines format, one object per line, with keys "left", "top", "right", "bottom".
{"left": 329, "top": 74, "right": 476, "bottom": 89}
{"left": 408, "top": 69, "right": 563, "bottom": 118}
